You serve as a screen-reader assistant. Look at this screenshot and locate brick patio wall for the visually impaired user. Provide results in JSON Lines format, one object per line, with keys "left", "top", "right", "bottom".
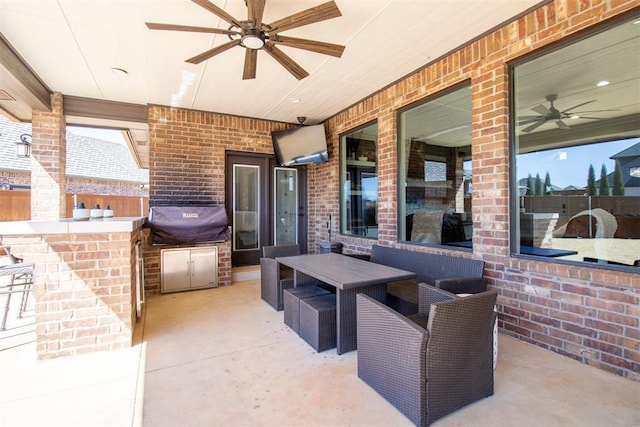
{"left": 319, "top": 1, "right": 640, "bottom": 380}
{"left": 3, "top": 227, "right": 143, "bottom": 359}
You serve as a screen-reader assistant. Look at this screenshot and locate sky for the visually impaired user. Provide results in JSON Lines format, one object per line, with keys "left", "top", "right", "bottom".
{"left": 67, "top": 126, "right": 126, "bottom": 146}
{"left": 516, "top": 138, "right": 638, "bottom": 189}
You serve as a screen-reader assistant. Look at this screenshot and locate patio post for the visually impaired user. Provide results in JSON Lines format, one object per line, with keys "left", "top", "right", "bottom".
{"left": 30, "top": 92, "right": 67, "bottom": 220}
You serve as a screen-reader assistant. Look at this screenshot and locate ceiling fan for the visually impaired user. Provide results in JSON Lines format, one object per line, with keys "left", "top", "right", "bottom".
{"left": 518, "top": 94, "right": 613, "bottom": 133}
{"left": 146, "top": 0, "right": 345, "bottom": 80}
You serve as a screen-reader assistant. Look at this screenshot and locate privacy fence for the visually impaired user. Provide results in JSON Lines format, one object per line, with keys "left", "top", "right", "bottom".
{"left": 0, "top": 191, "right": 149, "bottom": 221}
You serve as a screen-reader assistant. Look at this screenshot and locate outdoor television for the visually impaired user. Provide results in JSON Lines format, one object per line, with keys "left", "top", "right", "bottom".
{"left": 271, "top": 124, "right": 329, "bottom": 166}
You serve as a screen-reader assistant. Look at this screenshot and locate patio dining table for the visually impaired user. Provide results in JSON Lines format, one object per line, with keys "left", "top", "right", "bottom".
{"left": 276, "top": 252, "right": 416, "bottom": 354}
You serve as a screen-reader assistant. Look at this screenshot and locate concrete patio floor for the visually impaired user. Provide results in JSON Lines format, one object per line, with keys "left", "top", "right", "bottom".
{"left": 1, "top": 267, "right": 639, "bottom": 426}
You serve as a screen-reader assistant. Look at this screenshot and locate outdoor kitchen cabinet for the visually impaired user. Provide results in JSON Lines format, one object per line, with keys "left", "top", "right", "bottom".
{"left": 161, "top": 246, "right": 218, "bottom": 293}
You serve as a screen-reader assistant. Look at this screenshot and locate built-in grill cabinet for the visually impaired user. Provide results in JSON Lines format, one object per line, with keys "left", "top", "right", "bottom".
{"left": 148, "top": 206, "right": 228, "bottom": 293}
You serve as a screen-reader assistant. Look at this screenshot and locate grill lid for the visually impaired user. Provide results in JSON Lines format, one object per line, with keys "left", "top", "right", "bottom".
{"left": 148, "top": 206, "right": 229, "bottom": 245}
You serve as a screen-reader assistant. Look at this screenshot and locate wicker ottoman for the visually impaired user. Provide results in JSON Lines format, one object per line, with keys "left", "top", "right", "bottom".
{"left": 299, "top": 294, "right": 337, "bottom": 352}
{"left": 283, "top": 285, "right": 330, "bottom": 334}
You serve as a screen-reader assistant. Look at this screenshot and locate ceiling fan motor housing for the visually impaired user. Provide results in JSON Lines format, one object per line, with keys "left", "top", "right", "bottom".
{"left": 241, "top": 28, "right": 265, "bottom": 49}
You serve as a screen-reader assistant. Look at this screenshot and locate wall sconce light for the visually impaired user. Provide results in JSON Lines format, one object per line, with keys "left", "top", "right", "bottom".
{"left": 16, "top": 134, "right": 31, "bottom": 158}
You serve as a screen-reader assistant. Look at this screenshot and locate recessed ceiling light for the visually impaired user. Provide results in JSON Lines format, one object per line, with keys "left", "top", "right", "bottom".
{"left": 110, "top": 67, "right": 128, "bottom": 77}
{"left": 596, "top": 80, "right": 609, "bottom": 87}
{"left": 289, "top": 98, "right": 301, "bottom": 104}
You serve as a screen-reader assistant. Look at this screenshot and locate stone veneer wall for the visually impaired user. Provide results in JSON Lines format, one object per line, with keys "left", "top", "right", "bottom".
{"left": 143, "top": 106, "right": 292, "bottom": 292}
{"left": 318, "top": 1, "right": 639, "bottom": 379}
{"left": 3, "top": 227, "right": 142, "bottom": 359}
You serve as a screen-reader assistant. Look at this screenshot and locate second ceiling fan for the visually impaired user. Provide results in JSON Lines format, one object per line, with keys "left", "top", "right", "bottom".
{"left": 518, "top": 94, "right": 615, "bottom": 133}
{"left": 146, "top": 0, "right": 345, "bottom": 80}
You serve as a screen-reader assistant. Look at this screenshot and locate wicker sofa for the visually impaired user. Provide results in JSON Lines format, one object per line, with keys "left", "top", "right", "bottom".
{"left": 356, "top": 284, "right": 497, "bottom": 426}
{"left": 369, "top": 244, "right": 487, "bottom": 315}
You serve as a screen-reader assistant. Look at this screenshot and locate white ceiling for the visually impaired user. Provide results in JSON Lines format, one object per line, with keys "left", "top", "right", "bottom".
{"left": 0, "top": 0, "right": 545, "bottom": 128}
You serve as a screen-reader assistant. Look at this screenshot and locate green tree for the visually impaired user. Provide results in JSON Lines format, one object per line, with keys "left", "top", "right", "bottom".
{"left": 535, "top": 173, "right": 543, "bottom": 196}
{"left": 613, "top": 162, "right": 625, "bottom": 195}
{"left": 544, "top": 172, "right": 552, "bottom": 195}
{"left": 587, "top": 164, "right": 597, "bottom": 196}
{"left": 599, "top": 164, "right": 610, "bottom": 196}
{"left": 526, "top": 175, "right": 534, "bottom": 196}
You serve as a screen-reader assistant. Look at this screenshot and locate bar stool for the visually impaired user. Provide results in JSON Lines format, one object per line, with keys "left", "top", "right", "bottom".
{"left": 1, "top": 251, "right": 34, "bottom": 331}
{"left": 283, "top": 285, "right": 330, "bottom": 334}
{"left": 299, "top": 294, "right": 337, "bottom": 352}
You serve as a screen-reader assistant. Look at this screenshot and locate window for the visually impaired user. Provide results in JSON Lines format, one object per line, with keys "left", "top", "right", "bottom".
{"left": 511, "top": 15, "right": 640, "bottom": 268}
{"left": 398, "top": 82, "right": 472, "bottom": 246}
{"left": 340, "top": 122, "right": 378, "bottom": 238}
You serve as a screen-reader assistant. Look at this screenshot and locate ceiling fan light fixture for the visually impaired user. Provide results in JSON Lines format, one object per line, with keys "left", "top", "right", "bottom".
{"left": 241, "top": 29, "right": 265, "bottom": 49}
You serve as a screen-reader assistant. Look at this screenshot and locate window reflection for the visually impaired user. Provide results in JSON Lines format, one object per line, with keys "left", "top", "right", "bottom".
{"left": 512, "top": 16, "right": 639, "bottom": 267}
{"left": 398, "top": 83, "right": 472, "bottom": 246}
{"left": 340, "top": 122, "right": 378, "bottom": 238}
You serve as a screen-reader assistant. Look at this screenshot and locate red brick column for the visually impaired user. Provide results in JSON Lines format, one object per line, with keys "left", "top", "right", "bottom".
{"left": 30, "top": 92, "right": 66, "bottom": 220}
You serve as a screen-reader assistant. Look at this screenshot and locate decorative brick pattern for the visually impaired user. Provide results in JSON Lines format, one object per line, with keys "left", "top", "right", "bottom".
{"left": 319, "top": 1, "right": 640, "bottom": 380}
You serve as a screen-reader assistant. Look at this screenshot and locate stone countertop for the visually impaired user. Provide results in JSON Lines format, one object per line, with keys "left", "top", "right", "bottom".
{"left": 0, "top": 217, "right": 146, "bottom": 235}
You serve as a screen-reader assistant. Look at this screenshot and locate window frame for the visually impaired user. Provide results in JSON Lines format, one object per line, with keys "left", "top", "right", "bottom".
{"left": 396, "top": 79, "right": 473, "bottom": 247}
{"left": 339, "top": 120, "right": 379, "bottom": 239}
{"left": 508, "top": 13, "right": 640, "bottom": 270}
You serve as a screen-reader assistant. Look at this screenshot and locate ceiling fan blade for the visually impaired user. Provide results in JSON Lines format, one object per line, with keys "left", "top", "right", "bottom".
{"left": 247, "top": 0, "right": 266, "bottom": 28}
{"left": 191, "top": 0, "right": 241, "bottom": 27}
{"left": 269, "top": 35, "right": 344, "bottom": 57}
{"left": 243, "top": 49, "right": 258, "bottom": 80}
{"left": 555, "top": 120, "right": 570, "bottom": 129}
{"left": 186, "top": 39, "right": 241, "bottom": 64}
{"left": 569, "top": 109, "right": 620, "bottom": 114}
{"left": 263, "top": 43, "right": 309, "bottom": 80}
{"left": 146, "top": 22, "right": 240, "bottom": 36}
{"left": 560, "top": 100, "right": 596, "bottom": 114}
{"left": 531, "top": 104, "right": 551, "bottom": 115}
{"left": 522, "top": 120, "right": 545, "bottom": 133}
{"left": 518, "top": 115, "right": 545, "bottom": 120}
{"left": 518, "top": 118, "right": 542, "bottom": 125}
{"left": 573, "top": 116, "right": 604, "bottom": 120}
{"left": 268, "top": 1, "right": 342, "bottom": 34}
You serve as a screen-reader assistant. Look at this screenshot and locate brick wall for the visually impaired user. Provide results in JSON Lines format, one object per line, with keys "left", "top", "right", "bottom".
{"left": 144, "top": 105, "right": 291, "bottom": 292}
{"left": 3, "top": 228, "right": 142, "bottom": 359}
{"left": 30, "top": 92, "right": 66, "bottom": 220}
{"left": 319, "top": 1, "right": 639, "bottom": 379}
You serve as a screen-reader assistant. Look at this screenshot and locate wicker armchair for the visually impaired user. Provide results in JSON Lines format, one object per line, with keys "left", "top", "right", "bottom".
{"left": 356, "top": 284, "right": 497, "bottom": 426}
{"left": 260, "top": 245, "right": 300, "bottom": 311}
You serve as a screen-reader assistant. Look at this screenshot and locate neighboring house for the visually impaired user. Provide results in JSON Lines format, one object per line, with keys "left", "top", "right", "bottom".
{"left": 608, "top": 141, "right": 640, "bottom": 196}
{"left": 0, "top": 115, "right": 149, "bottom": 195}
